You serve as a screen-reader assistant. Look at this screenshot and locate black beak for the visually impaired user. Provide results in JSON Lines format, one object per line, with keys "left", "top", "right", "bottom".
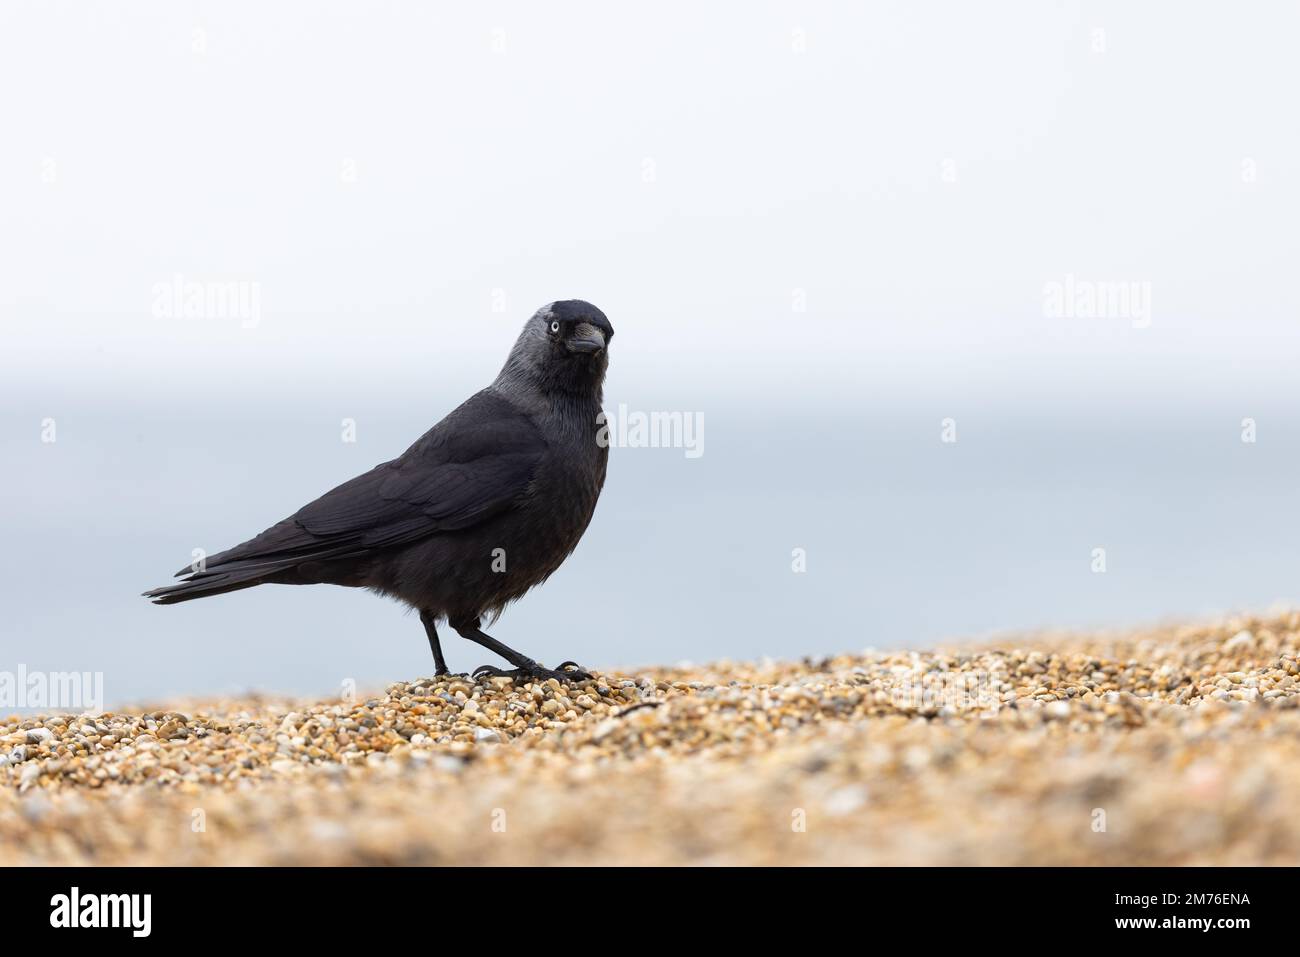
{"left": 566, "top": 322, "right": 606, "bottom": 355}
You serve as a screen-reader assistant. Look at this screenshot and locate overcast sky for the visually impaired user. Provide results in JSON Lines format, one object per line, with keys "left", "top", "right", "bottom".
{"left": 2, "top": 1, "right": 1296, "bottom": 410}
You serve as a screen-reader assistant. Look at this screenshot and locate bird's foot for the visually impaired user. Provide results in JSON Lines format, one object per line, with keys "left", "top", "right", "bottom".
{"left": 472, "top": 660, "right": 593, "bottom": 683}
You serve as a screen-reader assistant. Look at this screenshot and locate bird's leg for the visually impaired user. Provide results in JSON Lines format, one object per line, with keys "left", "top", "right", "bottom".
{"left": 419, "top": 609, "right": 453, "bottom": 676}
{"left": 450, "top": 618, "right": 592, "bottom": 683}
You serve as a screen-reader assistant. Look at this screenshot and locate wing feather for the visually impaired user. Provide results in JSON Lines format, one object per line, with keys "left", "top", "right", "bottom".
{"left": 176, "top": 391, "right": 544, "bottom": 576}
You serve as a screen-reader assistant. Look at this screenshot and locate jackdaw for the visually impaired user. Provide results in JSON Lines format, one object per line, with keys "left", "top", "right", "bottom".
{"left": 144, "top": 300, "right": 613, "bottom": 682}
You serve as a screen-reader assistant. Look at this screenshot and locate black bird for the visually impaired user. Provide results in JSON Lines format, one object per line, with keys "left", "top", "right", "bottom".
{"left": 144, "top": 300, "right": 613, "bottom": 682}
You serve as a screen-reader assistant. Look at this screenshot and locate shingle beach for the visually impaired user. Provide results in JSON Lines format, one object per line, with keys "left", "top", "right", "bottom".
{"left": 4, "top": 614, "right": 1300, "bottom": 865}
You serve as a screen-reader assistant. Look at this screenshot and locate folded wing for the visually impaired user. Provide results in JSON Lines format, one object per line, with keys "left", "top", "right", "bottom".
{"left": 144, "top": 392, "right": 545, "bottom": 603}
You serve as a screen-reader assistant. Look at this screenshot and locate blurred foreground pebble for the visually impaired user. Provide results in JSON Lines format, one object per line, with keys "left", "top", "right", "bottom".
{"left": 4, "top": 613, "right": 1300, "bottom": 865}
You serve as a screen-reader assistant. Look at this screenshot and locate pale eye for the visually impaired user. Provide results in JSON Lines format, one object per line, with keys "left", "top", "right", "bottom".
{"left": 550, "top": 321, "right": 560, "bottom": 334}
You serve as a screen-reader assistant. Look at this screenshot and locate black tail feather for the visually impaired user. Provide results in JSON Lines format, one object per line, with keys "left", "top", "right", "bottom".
{"left": 143, "top": 568, "right": 274, "bottom": 605}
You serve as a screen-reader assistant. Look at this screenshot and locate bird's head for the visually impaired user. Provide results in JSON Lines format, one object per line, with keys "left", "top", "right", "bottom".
{"left": 497, "top": 300, "right": 613, "bottom": 398}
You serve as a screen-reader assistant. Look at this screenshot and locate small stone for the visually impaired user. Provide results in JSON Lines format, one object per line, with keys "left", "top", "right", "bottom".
{"left": 1225, "top": 630, "right": 1254, "bottom": 650}
{"left": 823, "top": 785, "right": 869, "bottom": 816}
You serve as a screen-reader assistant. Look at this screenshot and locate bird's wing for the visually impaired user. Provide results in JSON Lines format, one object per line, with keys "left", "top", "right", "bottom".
{"left": 179, "top": 392, "right": 546, "bottom": 576}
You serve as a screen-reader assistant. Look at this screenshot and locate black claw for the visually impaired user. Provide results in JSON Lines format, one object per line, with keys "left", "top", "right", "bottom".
{"left": 472, "top": 661, "right": 593, "bottom": 683}
{"left": 554, "top": 661, "right": 593, "bottom": 680}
